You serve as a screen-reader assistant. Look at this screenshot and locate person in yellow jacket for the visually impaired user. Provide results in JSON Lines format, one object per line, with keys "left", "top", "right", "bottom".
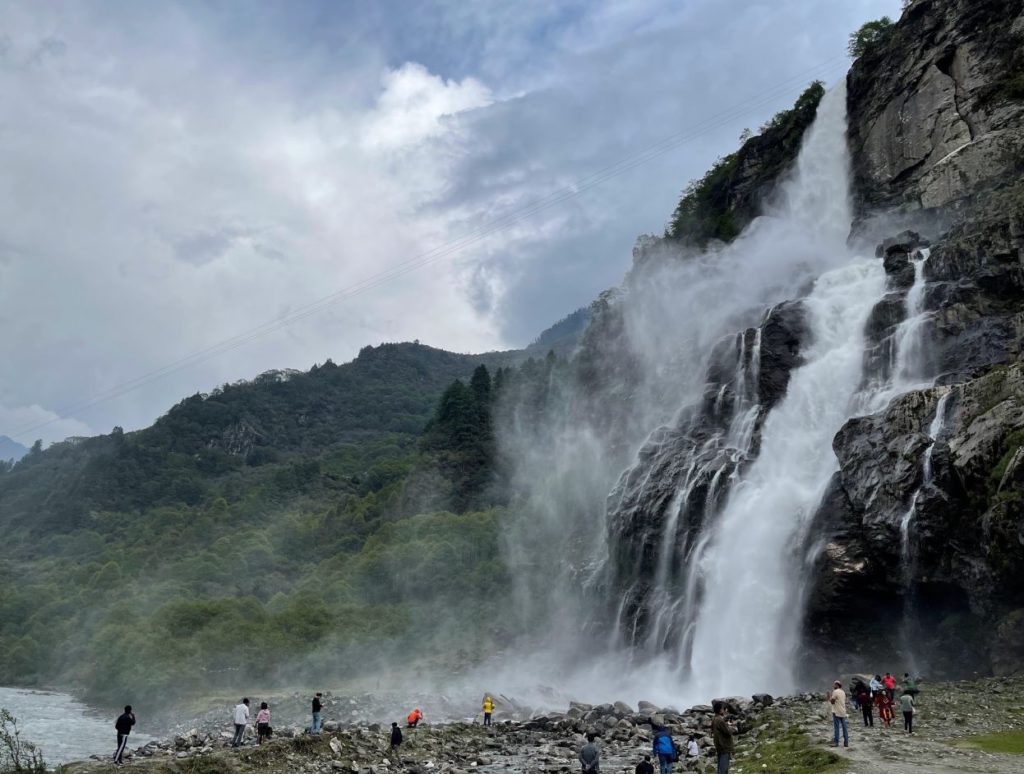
{"left": 482, "top": 696, "right": 495, "bottom": 726}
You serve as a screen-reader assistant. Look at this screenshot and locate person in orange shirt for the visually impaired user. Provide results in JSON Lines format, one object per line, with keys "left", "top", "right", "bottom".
{"left": 407, "top": 708, "right": 423, "bottom": 728}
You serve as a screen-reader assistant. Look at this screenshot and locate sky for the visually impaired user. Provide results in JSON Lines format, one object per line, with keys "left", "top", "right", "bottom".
{"left": 0, "top": 0, "right": 901, "bottom": 445}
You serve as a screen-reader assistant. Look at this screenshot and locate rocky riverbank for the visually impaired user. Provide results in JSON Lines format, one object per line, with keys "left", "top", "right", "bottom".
{"left": 55, "top": 676, "right": 1024, "bottom": 774}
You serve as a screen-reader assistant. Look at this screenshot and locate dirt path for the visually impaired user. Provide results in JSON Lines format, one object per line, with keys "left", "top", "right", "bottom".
{"left": 787, "top": 684, "right": 1024, "bottom": 774}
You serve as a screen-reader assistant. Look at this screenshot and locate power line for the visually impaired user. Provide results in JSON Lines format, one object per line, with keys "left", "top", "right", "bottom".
{"left": 4, "top": 57, "right": 849, "bottom": 441}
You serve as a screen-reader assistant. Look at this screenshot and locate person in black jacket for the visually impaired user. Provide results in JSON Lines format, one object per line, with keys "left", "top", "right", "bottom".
{"left": 635, "top": 754, "right": 655, "bottom": 774}
{"left": 311, "top": 693, "right": 324, "bottom": 734}
{"left": 114, "top": 705, "right": 135, "bottom": 765}
{"left": 389, "top": 722, "right": 403, "bottom": 762}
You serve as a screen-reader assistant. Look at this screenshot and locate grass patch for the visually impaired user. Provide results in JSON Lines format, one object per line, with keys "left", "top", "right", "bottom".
{"left": 739, "top": 718, "right": 845, "bottom": 774}
{"left": 953, "top": 729, "right": 1024, "bottom": 754}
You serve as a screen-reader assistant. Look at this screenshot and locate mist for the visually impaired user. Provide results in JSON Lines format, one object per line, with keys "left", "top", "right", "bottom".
{"left": 480, "top": 79, "right": 932, "bottom": 708}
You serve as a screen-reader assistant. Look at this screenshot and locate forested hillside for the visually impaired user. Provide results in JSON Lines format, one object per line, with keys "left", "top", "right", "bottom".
{"left": 0, "top": 341, "right": 564, "bottom": 710}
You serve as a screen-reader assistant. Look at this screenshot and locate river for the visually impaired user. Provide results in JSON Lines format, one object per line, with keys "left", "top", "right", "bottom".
{"left": 0, "top": 687, "right": 154, "bottom": 766}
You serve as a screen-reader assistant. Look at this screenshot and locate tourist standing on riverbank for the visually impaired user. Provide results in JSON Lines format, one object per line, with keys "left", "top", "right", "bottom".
{"left": 579, "top": 732, "right": 600, "bottom": 773}
{"left": 232, "top": 698, "right": 250, "bottom": 747}
{"left": 883, "top": 673, "right": 896, "bottom": 700}
{"left": 652, "top": 724, "right": 676, "bottom": 774}
{"left": 900, "top": 692, "right": 915, "bottom": 734}
{"left": 256, "top": 702, "right": 271, "bottom": 744}
{"left": 875, "top": 690, "right": 894, "bottom": 728}
{"left": 856, "top": 683, "right": 873, "bottom": 727}
{"left": 902, "top": 673, "right": 919, "bottom": 698}
{"left": 482, "top": 695, "right": 495, "bottom": 726}
{"left": 712, "top": 702, "right": 734, "bottom": 774}
{"left": 829, "top": 681, "right": 849, "bottom": 748}
{"left": 311, "top": 692, "right": 323, "bottom": 734}
{"left": 113, "top": 705, "right": 135, "bottom": 765}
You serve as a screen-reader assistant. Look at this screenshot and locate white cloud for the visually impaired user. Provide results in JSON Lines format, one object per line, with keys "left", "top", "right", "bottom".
{"left": 360, "top": 62, "right": 492, "bottom": 152}
{"left": 0, "top": 403, "right": 93, "bottom": 446}
{"left": 0, "top": 0, "right": 903, "bottom": 444}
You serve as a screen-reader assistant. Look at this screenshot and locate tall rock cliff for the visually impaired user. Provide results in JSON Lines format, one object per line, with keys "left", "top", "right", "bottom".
{"left": 807, "top": 0, "right": 1024, "bottom": 675}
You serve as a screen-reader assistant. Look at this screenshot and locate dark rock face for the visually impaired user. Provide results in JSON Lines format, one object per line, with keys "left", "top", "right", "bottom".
{"left": 877, "top": 230, "right": 930, "bottom": 289}
{"left": 925, "top": 187, "right": 1024, "bottom": 381}
{"left": 847, "top": 0, "right": 1024, "bottom": 215}
{"left": 808, "top": 364, "right": 1024, "bottom": 674}
{"left": 608, "top": 302, "right": 807, "bottom": 645}
{"left": 826, "top": 4, "right": 1024, "bottom": 673}
{"left": 758, "top": 302, "right": 806, "bottom": 407}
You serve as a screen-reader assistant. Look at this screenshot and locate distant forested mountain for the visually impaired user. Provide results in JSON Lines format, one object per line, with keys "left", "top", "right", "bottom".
{"left": 0, "top": 333, "right": 575, "bottom": 709}
{"left": 0, "top": 435, "right": 27, "bottom": 464}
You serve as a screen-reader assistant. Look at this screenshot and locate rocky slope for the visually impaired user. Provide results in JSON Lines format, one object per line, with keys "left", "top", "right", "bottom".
{"left": 57, "top": 676, "right": 1024, "bottom": 774}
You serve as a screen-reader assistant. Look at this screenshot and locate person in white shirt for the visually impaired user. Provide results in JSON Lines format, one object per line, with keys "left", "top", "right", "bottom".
{"left": 232, "top": 698, "right": 250, "bottom": 747}
{"left": 686, "top": 735, "right": 699, "bottom": 759}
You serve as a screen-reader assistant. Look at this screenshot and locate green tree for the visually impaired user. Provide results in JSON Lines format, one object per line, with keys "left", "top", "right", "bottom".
{"left": 848, "top": 17, "right": 894, "bottom": 58}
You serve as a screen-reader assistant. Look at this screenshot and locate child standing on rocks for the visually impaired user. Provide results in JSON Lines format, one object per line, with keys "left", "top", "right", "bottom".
{"left": 256, "top": 702, "right": 271, "bottom": 745}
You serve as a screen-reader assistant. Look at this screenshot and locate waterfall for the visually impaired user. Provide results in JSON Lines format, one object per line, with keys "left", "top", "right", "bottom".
{"left": 490, "top": 80, "right": 907, "bottom": 707}
{"left": 685, "top": 258, "right": 885, "bottom": 698}
{"left": 899, "top": 390, "right": 953, "bottom": 563}
{"left": 898, "top": 390, "right": 953, "bottom": 673}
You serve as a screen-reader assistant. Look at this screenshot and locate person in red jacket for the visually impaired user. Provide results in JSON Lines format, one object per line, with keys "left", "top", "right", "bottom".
{"left": 874, "top": 691, "right": 894, "bottom": 728}
{"left": 407, "top": 708, "right": 423, "bottom": 728}
{"left": 883, "top": 673, "right": 897, "bottom": 700}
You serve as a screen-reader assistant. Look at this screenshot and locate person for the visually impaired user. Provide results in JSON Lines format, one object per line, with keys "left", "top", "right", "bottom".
{"left": 256, "top": 702, "right": 271, "bottom": 745}
{"left": 579, "top": 732, "right": 600, "bottom": 773}
{"left": 856, "top": 683, "right": 873, "bottom": 727}
{"left": 870, "top": 675, "right": 884, "bottom": 696}
{"left": 482, "top": 695, "right": 495, "bottom": 727}
{"left": 311, "top": 692, "right": 323, "bottom": 734}
{"left": 232, "top": 698, "right": 250, "bottom": 747}
{"left": 902, "top": 673, "right": 919, "bottom": 698}
{"left": 635, "top": 754, "right": 655, "bottom": 774}
{"left": 848, "top": 681, "right": 860, "bottom": 710}
{"left": 407, "top": 708, "right": 423, "bottom": 728}
{"left": 883, "top": 672, "right": 896, "bottom": 700}
{"left": 900, "top": 692, "right": 915, "bottom": 734}
{"left": 686, "top": 735, "right": 699, "bottom": 760}
{"left": 711, "top": 701, "right": 734, "bottom": 774}
{"left": 874, "top": 690, "right": 894, "bottom": 728}
{"left": 829, "top": 680, "right": 849, "bottom": 748}
{"left": 113, "top": 705, "right": 135, "bottom": 765}
{"left": 652, "top": 724, "right": 676, "bottom": 774}
{"left": 389, "top": 722, "right": 403, "bottom": 760}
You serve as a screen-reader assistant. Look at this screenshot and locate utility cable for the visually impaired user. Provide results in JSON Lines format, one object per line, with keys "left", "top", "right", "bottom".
{"left": 3, "top": 57, "right": 850, "bottom": 441}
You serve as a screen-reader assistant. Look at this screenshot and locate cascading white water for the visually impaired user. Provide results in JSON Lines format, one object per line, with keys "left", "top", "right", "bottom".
{"left": 893, "top": 249, "right": 932, "bottom": 386}
{"left": 488, "top": 80, "right": 913, "bottom": 707}
{"left": 685, "top": 258, "right": 886, "bottom": 698}
{"left": 899, "top": 390, "right": 953, "bottom": 564}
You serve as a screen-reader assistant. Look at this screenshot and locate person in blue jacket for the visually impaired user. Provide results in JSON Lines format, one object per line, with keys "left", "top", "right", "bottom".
{"left": 652, "top": 724, "right": 676, "bottom": 774}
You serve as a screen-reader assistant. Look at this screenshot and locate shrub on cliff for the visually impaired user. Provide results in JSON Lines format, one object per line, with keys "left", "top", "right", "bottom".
{"left": 848, "top": 17, "right": 894, "bottom": 59}
{"left": 666, "top": 81, "right": 825, "bottom": 247}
